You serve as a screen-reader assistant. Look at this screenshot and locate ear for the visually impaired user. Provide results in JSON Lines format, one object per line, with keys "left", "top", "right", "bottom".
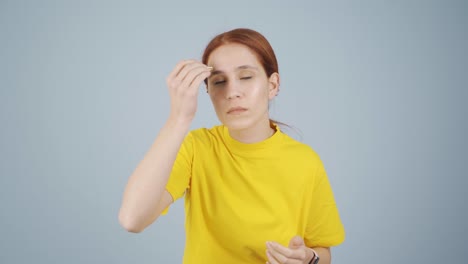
{"left": 268, "top": 72, "right": 280, "bottom": 100}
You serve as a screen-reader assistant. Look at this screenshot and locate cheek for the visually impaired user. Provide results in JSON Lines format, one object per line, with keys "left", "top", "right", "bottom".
{"left": 251, "top": 82, "right": 270, "bottom": 98}
{"left": 209, "top": 93, "right": 224, "bottom": 109}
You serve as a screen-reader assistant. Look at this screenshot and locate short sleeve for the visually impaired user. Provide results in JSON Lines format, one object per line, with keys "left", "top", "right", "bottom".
{"left": 304, "top": 162, "right": 345, "bottom": 247}
{"left": 161, "top": 132, "right": 194, "bottom": 215}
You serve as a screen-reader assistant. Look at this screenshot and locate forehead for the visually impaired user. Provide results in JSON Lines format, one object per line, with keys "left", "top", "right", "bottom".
{"left": 207, "top": 43, "right": 262, "bottom": 70}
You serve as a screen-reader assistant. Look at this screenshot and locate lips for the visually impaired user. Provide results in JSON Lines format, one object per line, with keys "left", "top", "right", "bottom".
{"left": 227, "top": 106, "right": 248, "bottom": 114}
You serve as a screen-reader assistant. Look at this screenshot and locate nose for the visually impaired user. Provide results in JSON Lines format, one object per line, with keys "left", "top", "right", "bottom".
{"left": 225, "top": 80, "right": 242, "bottom": 100}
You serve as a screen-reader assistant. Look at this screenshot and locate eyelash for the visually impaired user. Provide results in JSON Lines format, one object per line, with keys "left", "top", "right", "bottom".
{"left": 213, "top": 77, "right": 252, "bottom": 85}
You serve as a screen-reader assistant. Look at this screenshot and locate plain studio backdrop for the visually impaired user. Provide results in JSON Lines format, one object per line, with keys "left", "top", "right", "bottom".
{"left": 1, "top": 1, "right": 467, "bottom": 263}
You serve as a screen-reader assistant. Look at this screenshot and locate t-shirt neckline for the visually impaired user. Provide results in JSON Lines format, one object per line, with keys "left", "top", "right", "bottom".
{"left": 222, "top": 123, "right": 283, "bottom": 152}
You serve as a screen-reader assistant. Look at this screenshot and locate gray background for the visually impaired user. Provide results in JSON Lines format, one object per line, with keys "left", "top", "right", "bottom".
{"left": 1, "top": 0, "right": 467, "bottom": 263}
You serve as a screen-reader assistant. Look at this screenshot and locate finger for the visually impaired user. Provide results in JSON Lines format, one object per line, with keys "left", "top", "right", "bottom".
{"left": 288, "top": 236, "right": 305, "bottom": 249}
{"left": 177, "top": 62, "right": 206, "bottom": 84}
{"left": 188, "top": 70, "right": 211, "bottom": 91}
{"left": 267, "top": 249, "right": 303, "bottom": 264}
{"left": 181, "top": 64, "right": 211, "bottom": 89}
{"left": 266, "top": 249, "right": 281, "bottom": 264}
{"left": 266, "top": 244, "right": 288, "bottom": 264}
{"left": 167, "top": 60, "right": 196, "bottom": 81}
{"left": 267, "top": 242, "right": 305, "bottom": 260}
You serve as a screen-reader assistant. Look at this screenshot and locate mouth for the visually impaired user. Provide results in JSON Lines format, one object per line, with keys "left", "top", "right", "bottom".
{"left": 227, "top": 106, "right": 248, "bottom": 114}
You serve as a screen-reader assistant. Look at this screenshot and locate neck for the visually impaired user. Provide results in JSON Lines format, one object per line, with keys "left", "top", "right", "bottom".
{"left": 228, "top": 119, "right": 275, "bottom": 144}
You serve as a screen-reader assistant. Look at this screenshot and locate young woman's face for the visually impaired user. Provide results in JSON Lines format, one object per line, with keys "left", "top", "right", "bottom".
{"left": 206, "top": 43, "right": 279, "bottom": 131}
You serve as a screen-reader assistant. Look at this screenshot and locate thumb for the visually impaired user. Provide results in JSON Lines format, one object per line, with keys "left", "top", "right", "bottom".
{"left": 288, "top": 235, "right": 305, "bottom": 249}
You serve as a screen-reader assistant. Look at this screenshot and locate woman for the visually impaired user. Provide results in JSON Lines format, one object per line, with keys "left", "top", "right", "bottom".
{"left": 119, "top": 28, "right": 345, "bottom": 264}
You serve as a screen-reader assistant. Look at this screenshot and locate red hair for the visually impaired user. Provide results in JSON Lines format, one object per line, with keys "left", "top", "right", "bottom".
{"left": 202, "top": 28, "right": 279, "bottom": 85}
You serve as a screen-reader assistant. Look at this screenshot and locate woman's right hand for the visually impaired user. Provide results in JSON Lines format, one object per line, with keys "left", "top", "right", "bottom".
{"left": 166, "top": 60, "right": 212, "bottom": 122}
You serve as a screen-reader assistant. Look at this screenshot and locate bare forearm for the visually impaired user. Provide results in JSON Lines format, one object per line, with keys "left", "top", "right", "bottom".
{"left": 119, "top": 116, "right": 190, "bottom": 232}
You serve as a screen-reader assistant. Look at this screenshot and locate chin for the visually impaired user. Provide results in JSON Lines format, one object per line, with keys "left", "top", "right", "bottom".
{"left": 219, "top": 116, "right": 255, "bottom": 131}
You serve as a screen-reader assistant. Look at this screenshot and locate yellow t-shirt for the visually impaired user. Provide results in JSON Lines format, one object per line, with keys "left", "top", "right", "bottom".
{"left": 164, "top": 124, "right": 345, "bottom": 264}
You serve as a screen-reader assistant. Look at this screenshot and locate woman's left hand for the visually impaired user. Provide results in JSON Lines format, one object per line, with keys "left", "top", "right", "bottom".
{"left": 265, "top": 235, "right": 313, "bottom": 264}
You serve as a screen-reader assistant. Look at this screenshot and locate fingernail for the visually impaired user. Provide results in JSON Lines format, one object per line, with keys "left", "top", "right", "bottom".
{"left": 206, "top": 66, "right": 213, "bottom": 71}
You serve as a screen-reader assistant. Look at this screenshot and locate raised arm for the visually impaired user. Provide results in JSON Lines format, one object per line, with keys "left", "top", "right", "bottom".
{"left": 118, "top": 60, "right": 212, "bottom": 233}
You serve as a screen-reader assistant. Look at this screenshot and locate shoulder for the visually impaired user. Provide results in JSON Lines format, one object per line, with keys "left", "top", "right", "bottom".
{"left": 279, "top": 133, "right": 327, "bottom": 178}
{"left": 281, "top": 133, "right": 322, "bottom": 162}
{"left": 187, "top": 125, "right": 224, "bottom": 145}
{"left": 189, "top": 125, "right": 223, "bottom": 138}
{"left": 278, "top": 134, "right": 327, "bottom": 183}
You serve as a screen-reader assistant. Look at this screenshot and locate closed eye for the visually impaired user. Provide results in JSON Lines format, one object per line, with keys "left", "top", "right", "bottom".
{"left": 240, "top": 76, "right": 252, "bottom": 80}
{"left": 214, "top": 80, "right": 226, "bottom": 85}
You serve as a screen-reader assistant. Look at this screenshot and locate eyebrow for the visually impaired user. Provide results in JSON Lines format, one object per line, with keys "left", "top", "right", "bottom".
{"left": 210, "top": 65, "right": 259, "bottom": 76}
